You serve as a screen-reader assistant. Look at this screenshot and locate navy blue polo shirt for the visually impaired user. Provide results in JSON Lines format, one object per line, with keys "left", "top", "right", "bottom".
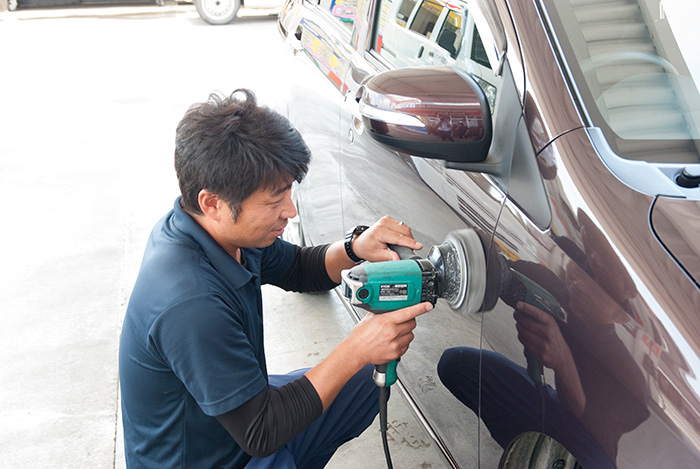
{"left": 119, "top": 197, "right": 296, "bottom": 468}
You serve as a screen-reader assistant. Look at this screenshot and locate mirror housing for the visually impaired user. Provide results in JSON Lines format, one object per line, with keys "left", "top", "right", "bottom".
{"left": 360, "top": 66, "right": 492, "bottom": 165}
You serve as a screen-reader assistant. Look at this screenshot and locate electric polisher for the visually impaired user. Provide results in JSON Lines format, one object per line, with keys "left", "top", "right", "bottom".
{"left": 340, "top": 228, "right": 487, "bottom": 469}
{"left": 341, "top": 228, "right": 568, "bottom": 387}
{"left": 341, "top": 228, "right": 487, "bottom": 387}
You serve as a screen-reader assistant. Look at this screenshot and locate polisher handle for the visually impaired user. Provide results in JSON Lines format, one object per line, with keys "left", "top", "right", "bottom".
{"left": 387, "top": 244, "right": 418, "bottom": 260}
{"left": 525, "top": 351, "right": 543, "bottom": 387}
{"left": 373, "top": 360, "right": 399, "bottom": 387}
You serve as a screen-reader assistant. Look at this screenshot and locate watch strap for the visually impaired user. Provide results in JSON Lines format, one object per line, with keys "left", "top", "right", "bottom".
{"left": 344, "top": 225, "right": 369, "bottom": 263}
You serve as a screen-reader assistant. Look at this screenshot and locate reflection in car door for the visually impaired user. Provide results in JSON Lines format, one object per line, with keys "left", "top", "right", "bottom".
{"left": 283, "top": 0, "right": 358, "bottom": 245}
{"left": 339, "top": 0, "right": 508, "bottom": 465}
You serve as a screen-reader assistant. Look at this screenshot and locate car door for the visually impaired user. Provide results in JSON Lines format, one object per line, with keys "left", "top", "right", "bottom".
{"left": 338, "top": 0, "right": 528, "bottom": 466}
{"left": 478, "top": 0, "right": 700, "bottom": 467}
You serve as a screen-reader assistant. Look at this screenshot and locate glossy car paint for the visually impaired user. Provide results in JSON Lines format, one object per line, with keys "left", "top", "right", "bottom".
{"left": 278, "top": 0, "right": 700, "bottom": 467}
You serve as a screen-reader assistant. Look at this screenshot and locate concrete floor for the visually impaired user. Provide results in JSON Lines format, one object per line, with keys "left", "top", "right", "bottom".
{"left": 0, "top": 4, "right": 449, "bottom": 467}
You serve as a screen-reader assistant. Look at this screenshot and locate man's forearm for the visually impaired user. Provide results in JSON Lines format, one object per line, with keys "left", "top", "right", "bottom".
{"left": 304, "top": 336, "right": 367, "bottom": 410}
{"left": 306, "top": 302, "right": 432, "bottom": 410}
{"left": 215, "top": 376, "right": 323, "bottom": 458}
{"left": 325, "top": 241, "right": 358, "bottom": 284}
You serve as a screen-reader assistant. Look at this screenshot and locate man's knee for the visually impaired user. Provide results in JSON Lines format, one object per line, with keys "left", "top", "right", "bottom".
{"left": 438, "top": 347, "right": 480, "bottom": 387}
{"left": 341, "top": 364, "right": 381, "bottom": 406}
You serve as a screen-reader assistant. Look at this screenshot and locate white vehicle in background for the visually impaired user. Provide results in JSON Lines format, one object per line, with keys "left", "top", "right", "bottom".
{"left": 378, "top": 0, "right": 498, "bottom": 110}
{"left": 195, "top": 0, "right": 282, "bottom": 25}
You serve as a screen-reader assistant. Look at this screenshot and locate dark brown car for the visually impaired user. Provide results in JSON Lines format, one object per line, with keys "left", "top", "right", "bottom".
{"left": 278, "top": 0, "right": 700, "bottom": 466}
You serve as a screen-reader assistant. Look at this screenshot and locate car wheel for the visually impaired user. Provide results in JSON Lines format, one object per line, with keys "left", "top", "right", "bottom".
{"left": 499, "top": 432, "right": 582, "bottom": 469}
{"left": 194, "top": 0, "right": 241, "bottom": 25}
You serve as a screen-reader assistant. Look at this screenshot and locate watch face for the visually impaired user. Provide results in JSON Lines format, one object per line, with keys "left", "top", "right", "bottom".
{"left": 347, "top": 225, "right": 365, "bottom": 239}
{"left": 354, "top": 225, "right": 369, "bottom": 236}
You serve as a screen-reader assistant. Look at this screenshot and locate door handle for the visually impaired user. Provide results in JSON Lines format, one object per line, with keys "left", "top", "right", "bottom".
{"left": 344, "top": 91, "right": 361, "bottom": 118}
{"left": 291, "top": 26, "right": 303, "bottom": 53}
{"left": 344, "top": 92, "right": 365, "bottom": 138}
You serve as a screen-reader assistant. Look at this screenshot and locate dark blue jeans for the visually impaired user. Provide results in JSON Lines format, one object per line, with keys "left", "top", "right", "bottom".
{"left": 245, "top": 365, "right": 380, "bottom": 469}
{"left": 438, "top": 347, "right": 615, "bottom": 469}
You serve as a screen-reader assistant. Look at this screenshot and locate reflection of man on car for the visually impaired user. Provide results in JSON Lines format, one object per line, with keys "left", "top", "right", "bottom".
{"left": 432, "top": 114, "right": 454, "bottom": 141}
{"left": 426, "top": 114, "right": 476, "bottom": 141}
{"left": 438, "top": 211, "right": 650, "bottom": 467}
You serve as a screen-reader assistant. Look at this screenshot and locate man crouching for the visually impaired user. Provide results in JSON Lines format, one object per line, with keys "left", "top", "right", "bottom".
{"left": 119, "top": 89, "right": 431, "bottom": 468}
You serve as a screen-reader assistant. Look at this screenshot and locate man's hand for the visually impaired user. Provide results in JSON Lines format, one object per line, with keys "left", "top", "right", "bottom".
{"left": 324, "top": 216, "right": 424, "bottom": 283}
{"left": 513, "top": 301, "right": 572, "bottom": 372}
{"left": 353, "top": 216, "right": 423, "bottom": 262}
{"left": 305, "top": 302, "right": 432, "bottom": 410}
{"left": 513, "top": 301, "right": 585, "bottom": 416}
{"left": 349, "top": 301, "right": 433, "bottom": 366}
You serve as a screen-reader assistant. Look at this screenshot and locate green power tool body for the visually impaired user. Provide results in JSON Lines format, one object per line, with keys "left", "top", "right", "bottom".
{"left": 341, "top": 230, "right": 487, "bottom": 387}
{"left": 341, "top": 258, "right": 439, "bottom": 311}
{"left": 341, "top": 257, "right": 438, "bottom": 387}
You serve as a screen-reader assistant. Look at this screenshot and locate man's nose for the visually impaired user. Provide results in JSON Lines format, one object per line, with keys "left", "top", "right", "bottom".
{"left": 281, "top": 192, "right": 297, "bottom": 219}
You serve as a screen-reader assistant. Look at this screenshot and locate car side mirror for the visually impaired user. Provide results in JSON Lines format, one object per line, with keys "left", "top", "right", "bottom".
{"left": 359, "top": 66, "right": 492, "bottom": 165}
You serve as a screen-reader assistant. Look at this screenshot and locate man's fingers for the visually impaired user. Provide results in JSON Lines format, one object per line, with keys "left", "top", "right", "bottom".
{"left": 515, "top": 301, "right": 552, "bottom": 324}
{"left": 390, "top": 229, "right": 423, "bottom": 250}
{"left": 376, "top": 216, "right": 423, "bottom": 249}
{"left": 352, "top": 216, "right": 424, "bottom": 262}
{"left": 391, "top": 302, "right": 433, "bottom": 323}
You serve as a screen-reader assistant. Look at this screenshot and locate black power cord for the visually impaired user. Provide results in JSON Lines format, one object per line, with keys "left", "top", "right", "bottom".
{"left": 379, "top": 387, "right": 393, "bottom": 469}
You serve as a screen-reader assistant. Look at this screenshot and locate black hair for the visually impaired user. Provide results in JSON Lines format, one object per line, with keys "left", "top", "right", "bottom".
{"left": 174, "top": 89, "right": 310, "bottom": 219}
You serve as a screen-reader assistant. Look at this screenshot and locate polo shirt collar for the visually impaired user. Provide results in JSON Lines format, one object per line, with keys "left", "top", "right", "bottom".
{"left": 170, "top": 197, "right": 255, "bottom": 289}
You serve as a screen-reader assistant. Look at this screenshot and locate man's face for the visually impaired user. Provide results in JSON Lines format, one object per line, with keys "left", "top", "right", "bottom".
{"left": 220, "top": 180, "right": 297, "bottom": 253}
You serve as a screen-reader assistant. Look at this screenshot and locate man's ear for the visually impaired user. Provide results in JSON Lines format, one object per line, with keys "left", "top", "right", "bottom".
{"left": 197, "top": 189, "right": 223, "bottom": 221}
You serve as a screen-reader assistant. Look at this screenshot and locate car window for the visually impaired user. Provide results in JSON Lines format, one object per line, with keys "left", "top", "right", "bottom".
{"left": 543, "top": 0, "right": 700, "bottom": 164}
{"left": 396, "top": 0, "right": 417, "bottom": 26}
{"left": 408, "top": 0, "right": 443, "bottom": 38}
{"left": 371, "top": 0, "right": 500, "bottom": 113}
{"left": 470, "top": 24, "right": 489, "bottom": 68}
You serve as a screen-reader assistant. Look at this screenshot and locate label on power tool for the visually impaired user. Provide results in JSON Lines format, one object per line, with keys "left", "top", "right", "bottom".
{"left": 378, "top": 284, "right": 409, "bottom": 301}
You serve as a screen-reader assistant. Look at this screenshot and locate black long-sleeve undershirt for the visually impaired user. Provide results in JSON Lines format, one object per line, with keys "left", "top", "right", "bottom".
{"left": 215, "top": 376, "right": 322, "bottom": 458}
{"left": 272, "top": 244, "right": 339, "bottom": 292}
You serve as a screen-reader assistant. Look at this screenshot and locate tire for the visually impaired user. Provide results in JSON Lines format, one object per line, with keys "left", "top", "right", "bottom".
{"left": 499, "top": 432, "right": 582, "bottom": 469}
{"left": 195, "top": 0, "right": 241, "bottom": 25}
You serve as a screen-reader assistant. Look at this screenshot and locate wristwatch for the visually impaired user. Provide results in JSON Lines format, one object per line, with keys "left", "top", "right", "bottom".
{"left": 344, "top": 225, "right": 369, "bottom": 263}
